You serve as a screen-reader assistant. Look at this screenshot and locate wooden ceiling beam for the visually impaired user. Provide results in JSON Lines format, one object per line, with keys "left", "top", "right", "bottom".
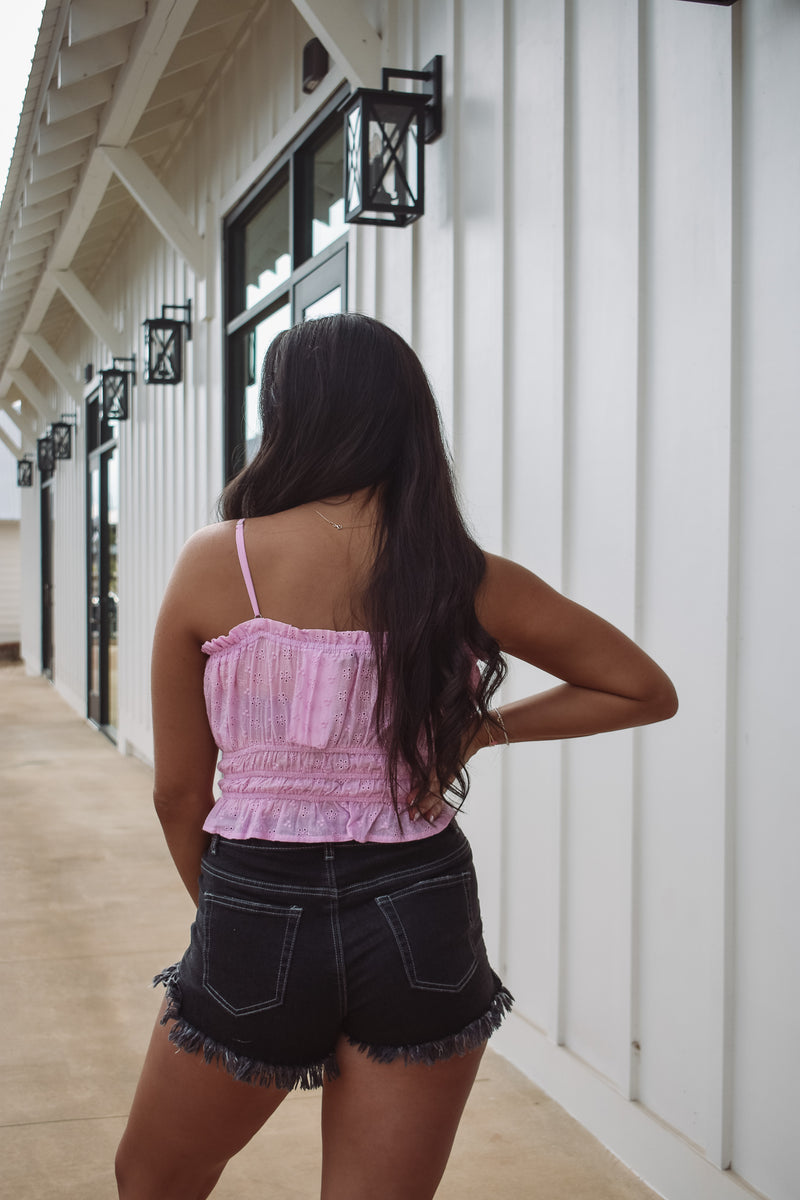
{"left": 290, "top": 0, "right": 382, "bottom": 88}
{"left": 131, "top": 99, "right": 190, "bottom": 142}
{"left": 9, "top": 233, "right": 54, "bottom": 258}
{"left": 7, "top": 368, "right": 58, "bottom": 425}
{"left": 0, "top": 397, "right": 37, "bottom": 448}
{"left": 100, "top": 0, "right": 202, "bottom": 149}
{"left": 147, "top": 61, "right": 214, "bottom": 108}
{"left": 4, "top": 0, "right": 201, "bottom": 377}
{"left": 38, "top": 110, "right": 99, "bottom": 154}
{"left": 58, "top": 30, "right": 132, "bottom": 89}
{"left": 46, "top": 71, "right": 115, "bottom": 123}
{"left": 160, "top": 22, "right": 242, "bottom": 77}
{"left": 18, "top": 195, "right": 70, "bottom": 227}
{"left": 68, "top": 0, "right": 147, "bottom": 46}
{"left": 100, "top": 145, "right": 205, "bottom": 278}
{"left": 29, "top": 140, "right": 92, "bottom": 184}
{"left": 5, "top": 255, "right": 46, "bottom": 282}
{"left": 21, "top": 333, "right": 84, "bottom": 403}
{"left": 50, "top": 268, "right": 128, "bottom": 359}
{"left": 23, "top": 169, "right": 79, "bottom": 208}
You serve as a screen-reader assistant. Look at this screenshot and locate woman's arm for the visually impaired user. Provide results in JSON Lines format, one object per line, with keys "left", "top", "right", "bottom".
{"left": 412, "top": 553, "right": 677, "bottom": 822}
{"left": 474, "top": 552, "right": 678, "bottom": 749}
{"left": 150, "top": 540, "right": 220, "bottom": 905}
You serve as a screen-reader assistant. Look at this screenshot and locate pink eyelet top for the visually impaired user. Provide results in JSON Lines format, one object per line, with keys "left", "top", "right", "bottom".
{"left": 200, "top": 519, "right": 456, "bottom": 843}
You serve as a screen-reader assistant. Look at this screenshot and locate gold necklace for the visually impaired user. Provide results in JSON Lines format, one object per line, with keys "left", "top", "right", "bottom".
{"left": 313, "top": 508, "right": 375, "bottom": 531}
{"left": 314, "top": 508, "right": 345, "bottom": 530}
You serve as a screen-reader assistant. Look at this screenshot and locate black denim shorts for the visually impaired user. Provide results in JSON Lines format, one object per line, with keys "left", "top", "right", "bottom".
{"left": 155, "top": 821, "right": 512, "bottom": 1090}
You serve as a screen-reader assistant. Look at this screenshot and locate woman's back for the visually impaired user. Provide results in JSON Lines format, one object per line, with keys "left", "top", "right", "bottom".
{"left": 177, "top": 496, "right": 455, "bottom": 844}
{"left": 184, "top": 494, "right": 381, "bottom": 645}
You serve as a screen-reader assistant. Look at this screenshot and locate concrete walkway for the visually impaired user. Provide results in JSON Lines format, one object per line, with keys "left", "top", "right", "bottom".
{"left": 0, "top": 664, "right": 661, "bottom": 1199}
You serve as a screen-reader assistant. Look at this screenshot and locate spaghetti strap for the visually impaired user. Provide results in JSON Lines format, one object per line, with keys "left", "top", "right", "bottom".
{"left": 235, "top": 518, "right": 261, "bottom": 618}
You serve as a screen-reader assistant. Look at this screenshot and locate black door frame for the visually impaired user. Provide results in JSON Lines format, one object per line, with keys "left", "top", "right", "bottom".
{"left": 223, "top": 85, "right": 351, "bottom": 480}
{"left": 86, "top": 391, "right": 118, "bottom": 738}
{"left": 40, "top": 472, "right": 54, "bottom": 679}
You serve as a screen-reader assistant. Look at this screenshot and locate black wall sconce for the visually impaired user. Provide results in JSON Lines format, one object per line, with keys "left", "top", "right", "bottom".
{"left": 52, "top": 413, "right": 77, "bottom": 460}
{"left": 344, "top": 55, "right": 443, "bottom": 227}
{"left": 17, "top": 455, "right": 34, "bottom": 487}
{"left": 101, "top": 356, "right": 136, "bottom": 421}
{"left": 37, "top": 432, "right": 55, "bottom": 474}
{"left": 144, "top": 302, "right": 192, "bottom": 385}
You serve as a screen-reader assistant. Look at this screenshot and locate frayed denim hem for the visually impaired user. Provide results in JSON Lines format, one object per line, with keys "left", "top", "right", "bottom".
{"left": 346, "top": 985, "right": 515, "bottom": 1067}
{"left": 153, "top": 964, "right": 340, "bottom": 1091}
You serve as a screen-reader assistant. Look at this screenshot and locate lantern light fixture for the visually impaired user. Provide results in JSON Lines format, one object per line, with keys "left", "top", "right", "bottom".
{"left": 17, "top": 455, "right": 34, "bottom": 487}
{"left": 344, "top": 55, "right": 443, "bottom": 228}
{"left": 101, "top": 356, "right": 136, "bottom": 421}
{"left": 144, "top": 301, "right": 192, "bottom": 385}
{"left": 52, "top": 413, "right": 77, "bottom": 460}
{"left": 37, "top": 432, "right": 55, "bottom": 474}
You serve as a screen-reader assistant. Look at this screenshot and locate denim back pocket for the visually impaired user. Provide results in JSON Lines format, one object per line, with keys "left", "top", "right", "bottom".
{"left": 376, "top": 871, "right": 479, "bottom": 993}
{"left": 202, "top": 894, "right": 302, "bottom": 1016}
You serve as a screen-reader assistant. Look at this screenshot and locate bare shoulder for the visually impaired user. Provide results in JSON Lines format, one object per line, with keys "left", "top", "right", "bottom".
{"left": 157, "top": 521, "right": 242, "bottom": 639}
{"left": 170, "top": 521, "right": 238, "bottom": 580}
{"left": 180, "top": 519, "right": 236, "bottom": 558}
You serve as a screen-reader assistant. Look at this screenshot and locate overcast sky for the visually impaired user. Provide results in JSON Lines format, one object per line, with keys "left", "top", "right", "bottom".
{"left": 0, "top": 2, "right": 47, "bottom": 199}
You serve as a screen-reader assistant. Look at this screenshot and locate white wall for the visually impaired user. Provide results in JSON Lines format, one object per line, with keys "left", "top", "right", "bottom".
{"left": 0, "top": 438, "right": 22, "bottom": 647}
{"left": 356, "top": 3, "right": 799, "bottom": 1198}
{"left": 0, "top": 521, "right": 20, "bottom": 643}
{"left": 15, "top": 1, "right": 799, "bottom": 1198}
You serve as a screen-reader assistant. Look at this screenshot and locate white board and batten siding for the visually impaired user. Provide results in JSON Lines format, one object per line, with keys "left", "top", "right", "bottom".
{"left": 16, "top": 2, "right": 799, "bottom": 1199}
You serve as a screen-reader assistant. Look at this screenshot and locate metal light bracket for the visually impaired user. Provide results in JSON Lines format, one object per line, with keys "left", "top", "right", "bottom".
{"left": 381, "top": 56, "right": 443, "bottom": 143}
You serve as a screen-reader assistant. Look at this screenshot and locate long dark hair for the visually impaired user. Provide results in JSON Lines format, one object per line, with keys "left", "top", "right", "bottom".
{"left": 220, "top": 314, "right": 506, "bottom": 809}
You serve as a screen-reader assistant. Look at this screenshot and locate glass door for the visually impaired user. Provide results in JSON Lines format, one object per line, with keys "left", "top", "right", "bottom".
{"left": 293, "top": 245, "right": 347, "bottom": 321}
{"left": 87, "top": 393, "right": 119, "bottom": 737}
{"left": 40, "top": 474, "right": 54, "bottom": 679}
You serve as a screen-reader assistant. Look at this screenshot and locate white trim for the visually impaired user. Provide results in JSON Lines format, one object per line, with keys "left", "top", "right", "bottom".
{"left": 7, "top": 369, "right": 58, "bottom": 425}
{"left": 290, "top": 0, "right": 382, "bottom": 89}
{"left": 99, "top": 146, "right": 205, "bottom": 279}
{"left": 493, "top": 1014, "right": 766, "bottom": 1200}
{"left": 1, "top": 397, "right": 37, "bottom": 445}
{"left": 50, "top": 269, "right": 128, "bottom": 359}
{"left": 21, "top": 334, "right": 84, "bottom": 404}
{"left": 53, "top": 677, "right": 86, "bottom": 719}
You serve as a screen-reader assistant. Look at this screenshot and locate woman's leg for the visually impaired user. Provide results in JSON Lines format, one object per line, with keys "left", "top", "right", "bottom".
{"left": 319, "top": 1036, "right": 486, "bottom": 1200}
{"left": 116, "top": 1002, "right": 290, "bottom": 1200}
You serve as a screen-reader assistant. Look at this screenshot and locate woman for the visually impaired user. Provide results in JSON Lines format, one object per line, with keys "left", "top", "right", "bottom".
{"left": 116, "top": 314, "right": 677, "bottom": 1199}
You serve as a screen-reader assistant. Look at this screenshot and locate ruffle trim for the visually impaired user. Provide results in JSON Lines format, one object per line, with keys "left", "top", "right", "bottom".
{"left": 202, "top": 615, "right": 374, "bottom": 656}
{"left": 202, "top": 795, "right": 453, "bottom": 843}
{"left": 153, "top": 964, "right": 339, "bottom": 1091}
{"left": 346, "top": 985, "right": 515, "bottom": 1066}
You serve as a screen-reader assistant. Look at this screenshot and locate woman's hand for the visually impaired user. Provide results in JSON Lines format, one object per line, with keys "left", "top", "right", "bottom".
{"left": 405, "top": 716, "right": 495, "bottom": 824}
{"left": 406, "top": 785, "right": 446, "bottom": 825}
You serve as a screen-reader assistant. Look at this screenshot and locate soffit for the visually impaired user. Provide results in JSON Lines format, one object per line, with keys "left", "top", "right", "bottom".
{"left": 0, "top": 0, "right": 268, "bottom": 392}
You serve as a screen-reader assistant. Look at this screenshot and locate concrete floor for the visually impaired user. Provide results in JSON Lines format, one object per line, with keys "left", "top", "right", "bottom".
{"left": 0, "top": 664, "right": 662, "bottom": 1199}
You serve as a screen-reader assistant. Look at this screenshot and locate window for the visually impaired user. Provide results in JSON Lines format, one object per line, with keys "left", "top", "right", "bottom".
{"left": 224, "top": 88, "right": 350, "bottom": 478}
